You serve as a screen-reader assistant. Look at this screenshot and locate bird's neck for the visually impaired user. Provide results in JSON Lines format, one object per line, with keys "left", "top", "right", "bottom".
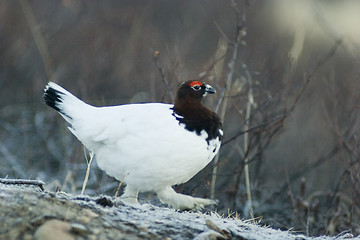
{"left": 173, "top": 98, "right": 207, "bottom": 118}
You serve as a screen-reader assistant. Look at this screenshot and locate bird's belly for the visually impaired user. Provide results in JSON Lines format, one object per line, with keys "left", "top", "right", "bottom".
{"left": 94, "top": 137, "right": 220, "bottom": 192}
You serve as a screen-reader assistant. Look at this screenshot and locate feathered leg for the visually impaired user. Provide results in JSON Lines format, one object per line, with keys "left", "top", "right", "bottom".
{"left": 157, "top": 187, "right": 216, "bottom": 210}
{"left": 120, "top": 185, "right": 139, "bottom": 205}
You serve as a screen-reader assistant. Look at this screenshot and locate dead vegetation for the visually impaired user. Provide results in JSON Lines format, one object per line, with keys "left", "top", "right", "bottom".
{"left": 0, "top": 0, "right": 360, "bottom": 237}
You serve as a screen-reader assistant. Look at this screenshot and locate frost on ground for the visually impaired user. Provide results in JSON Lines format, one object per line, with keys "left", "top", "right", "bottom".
{"left": 0, "top": 179, "right": 358, "bottom": 240}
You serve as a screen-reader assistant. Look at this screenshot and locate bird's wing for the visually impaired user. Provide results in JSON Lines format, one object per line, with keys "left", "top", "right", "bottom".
{"left": 68, "top": 103, "right": 177, "bottom": 150}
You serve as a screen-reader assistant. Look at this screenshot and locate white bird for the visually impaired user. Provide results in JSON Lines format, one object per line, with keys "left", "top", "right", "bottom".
{"left": 43, "top": 80, "right": 222, "bottom": 210}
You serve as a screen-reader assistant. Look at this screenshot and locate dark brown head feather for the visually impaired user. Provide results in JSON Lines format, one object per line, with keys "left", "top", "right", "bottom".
{"left": 172, "top": 80, "right": 222, "bottom": 143}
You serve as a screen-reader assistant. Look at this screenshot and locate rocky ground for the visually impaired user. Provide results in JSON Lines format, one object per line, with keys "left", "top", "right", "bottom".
{"left": 0, "top": 179, "right": 358, "bottom": 240}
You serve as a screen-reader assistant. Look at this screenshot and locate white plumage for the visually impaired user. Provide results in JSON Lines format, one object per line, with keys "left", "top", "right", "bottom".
{"left": 44, "top": 81, "right": 222, "bottom": 209}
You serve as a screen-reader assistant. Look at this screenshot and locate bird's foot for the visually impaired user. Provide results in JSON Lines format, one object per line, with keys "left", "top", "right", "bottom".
{"left": 183, "top": 197, "right": 217, "bottom": 210}
{"left": 118, "top": 196, "right": 140, "bottom": 205}
{"left": 118, "top": 185, "right": 140, "bottom": 206}
{"left": 157, "top": 187, "right": 217, "bottom": 210}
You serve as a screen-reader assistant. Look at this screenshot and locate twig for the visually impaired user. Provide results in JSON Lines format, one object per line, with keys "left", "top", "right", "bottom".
{"left": 81, "top": 149, "right": 94, "bottom": 195}
{"left": 0, "top": 178, "right": 45, "bottom": 191}
{"left": 288, "top": 38, "right": 342, "bottom": 114}
{"left": 285, "top": 168, "right": 296, "bottom": 212}
{"left": 243, "top": 69, "right": 254, "bottom": 216}
{"left": 152, "top": 51, "right": 174, "bottom": 102}
{"left": 205, "top": 219, "right": 230, "bottom": 239}
{"left": 214, "top": 25, "right": 243, "bottom": 111}
{"left": 0, "top": 145, "right": 27, "bottom": 178}
{"left": 266, "top": 146, "right": 340, "bottom": 203}
{"left": 114, "top": 173, "right": 129, "bottom": 198}
{"left": 214, "top": 22, "right": 230, "bottom": 44}
{"left": 199, "top": 40, "right": 228, "bottom": 81}
{"left": 222, "top": 114, "right": 287, "bottom": 145}
{"left": 210, "top": 0, "right": 244, "bottom": 201}
{"left": 61, "top": 170, "right": 76, "bottom": 193}
{"left": 19, "top": 0, "right": 54, "bottom": 81}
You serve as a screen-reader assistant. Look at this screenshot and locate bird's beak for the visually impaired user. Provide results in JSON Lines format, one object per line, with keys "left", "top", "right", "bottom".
{"left": 205, "top": 84, "right": 216, "bottom": 94}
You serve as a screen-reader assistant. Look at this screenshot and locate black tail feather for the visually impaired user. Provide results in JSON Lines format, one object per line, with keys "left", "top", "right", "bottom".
{"left": 43, "top": 87, "right": 65, "bottom": 113}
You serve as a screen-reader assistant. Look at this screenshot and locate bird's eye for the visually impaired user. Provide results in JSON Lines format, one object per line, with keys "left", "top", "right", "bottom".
{"left": 192, "top": 85, "right": 201, "bottom": 91}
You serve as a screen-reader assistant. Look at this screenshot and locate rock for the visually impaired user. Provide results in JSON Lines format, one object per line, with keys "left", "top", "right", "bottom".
{"left": 194, "top": 230, "right": 227, "bottom": 240}
{"left": 79, "top": 208, "right": 99, "bottom": 224}
{"left": 34, "top": 219, "right": 74, "bottom": 240}
{"left": 70, "top": 223, "right": 88, "bottom": 236}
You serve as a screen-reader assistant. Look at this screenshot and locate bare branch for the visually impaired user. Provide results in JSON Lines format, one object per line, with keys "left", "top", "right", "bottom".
{"left": 288, "top": 38, "right": 342, "bottom": 114}
{"left": 152, "top": 51, "right": 175, "bottom": 102}
{"left": 222, "top": 38, "right": 343, "bottom": 147}
{"left": 19, "top": 0, "right": 54, "bottom": 81}
{"left": 0, "top": 178, "right": 45, "bottom": 191}
{"left": 266, "top": 146, "right": 340, "bottom": 203}
{"left": 222, "top": 114, "right": 287, "bottom": 146}
{"left": 211, "top": 0, "right": 245, "bottom": 201}
{"left": 81, "top": 150, "right": 94, "bottom": 195}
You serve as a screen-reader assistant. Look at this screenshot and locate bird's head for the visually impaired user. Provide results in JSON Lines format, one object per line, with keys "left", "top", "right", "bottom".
{"left": 175, "top": 80, "right": 216, "bottom": 104}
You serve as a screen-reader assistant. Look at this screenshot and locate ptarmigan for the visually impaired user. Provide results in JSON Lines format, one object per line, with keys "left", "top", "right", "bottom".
{"left": 43, "top": 80, "right": 223, "bottom": 210}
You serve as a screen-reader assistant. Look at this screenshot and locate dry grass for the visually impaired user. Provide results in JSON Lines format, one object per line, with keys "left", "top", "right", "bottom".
{"left": 1, "top": 0, "right": 359, "bottom": 236}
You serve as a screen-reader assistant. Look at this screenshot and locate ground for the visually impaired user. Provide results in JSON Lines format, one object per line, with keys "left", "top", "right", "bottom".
{"left": 0, "top": 179, "right": 358, "bottom": 240}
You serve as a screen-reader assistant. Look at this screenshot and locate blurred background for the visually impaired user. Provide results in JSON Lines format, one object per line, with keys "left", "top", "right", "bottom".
{"left": 1, "top": 0, "right": 360, "bottom": 236}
